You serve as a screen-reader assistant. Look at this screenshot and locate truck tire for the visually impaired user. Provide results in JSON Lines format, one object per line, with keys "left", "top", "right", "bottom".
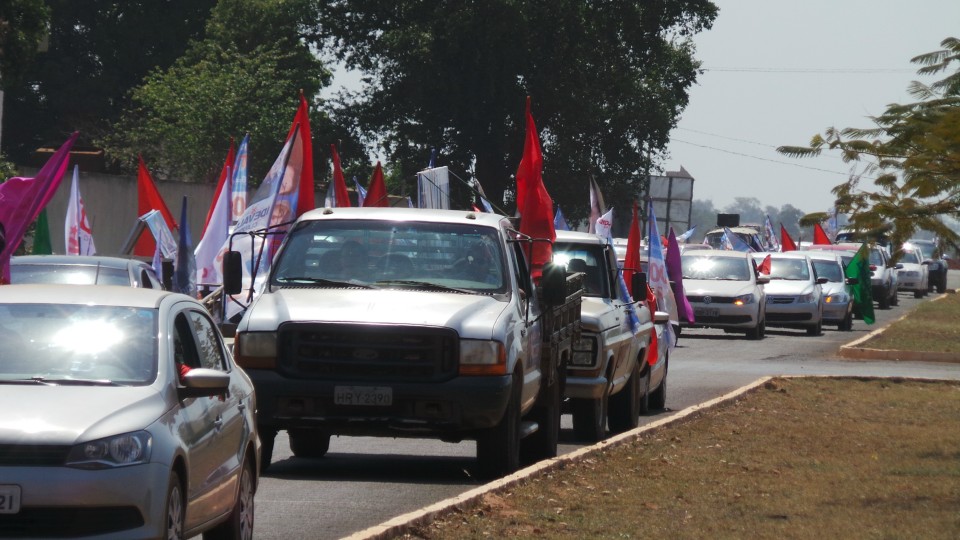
{"left": 288, "top": 430, "right": 331, "bottom": 459}
{"left": 649, "top": 356, "right": 668, "bottom": 410}
{"left": 572, "top": 392, "right": 608, "bottom": 443}
{"left": 259, "top": 429, "right": 276, "bottom": 472}
{"left": 878, "top": 289, "right": 890, "bottom": 309}
{"left": 476, "top": 372, "right": 521, "bottom": 479}
{"left": 520, "top": 367, "right": 560, "bottom": 465}
{"left": 608, "top": 362, "right": 643, "bottom": 434}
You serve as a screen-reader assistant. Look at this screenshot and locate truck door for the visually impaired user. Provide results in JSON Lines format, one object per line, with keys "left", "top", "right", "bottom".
{"left": 511, "top": 240, "right": 542, "bottom": 406}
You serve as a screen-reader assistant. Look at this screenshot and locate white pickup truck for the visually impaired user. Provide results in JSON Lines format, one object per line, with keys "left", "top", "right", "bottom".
{"left": 223, "top": 207, "right": 582, "bottom": 478}
{"left": 553, "top": 231, "right": 666, "bottom": 441}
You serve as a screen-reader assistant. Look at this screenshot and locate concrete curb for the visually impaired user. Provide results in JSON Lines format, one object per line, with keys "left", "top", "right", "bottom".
{"left": 837, "top": 292, "right": 960, "bottom": 363}
{"left": 343, "top": 376, "right": 775, "bottom": 540}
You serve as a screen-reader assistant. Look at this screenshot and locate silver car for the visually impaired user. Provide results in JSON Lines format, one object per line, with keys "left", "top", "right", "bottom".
{"left": 896, "top": 245, "right": 930, "bottom": 298}
{"left": 0, "top": 285, "right": 258, "bottom": 539}
{"left": 803, "top": 250, "right": 856, "bottom": 331}
{"left": 10, "top": 255, "right": 163, "bottom": 289}
{"left": 681, "top": 251, "right": 768, "bottom": 339}
{"left": 752, "top": 252, "right": 826, "bottom": 336}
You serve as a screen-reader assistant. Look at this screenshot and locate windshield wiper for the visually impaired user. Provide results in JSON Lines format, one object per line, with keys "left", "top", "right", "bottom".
{"left": 375, "top": 280, "right": 475, "bottom": 294}
{"left": 276, "top": 277, "right": 375, "bottom": 289}
{"left": 28, "top": 377, "right": 122, "bottom": 387}
{"left": 0, "top": 378, "right": 56, "bottom": 386}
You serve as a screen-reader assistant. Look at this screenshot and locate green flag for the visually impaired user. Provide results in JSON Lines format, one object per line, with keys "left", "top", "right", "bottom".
{"left": 32, "top": 209, "right": 53, "bottom": 255}
{"left": 845, "top": 243, "right": 875, "bottom": 324}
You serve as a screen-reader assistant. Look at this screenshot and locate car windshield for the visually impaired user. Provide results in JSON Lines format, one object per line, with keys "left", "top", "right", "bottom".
{"left": 271, "top": 219, "right": 509, "bottom": 294}
{"left": 0, "top": 303, "right": 158, "bottom": 385}
{"left": 767, "top": 258, "right": 810, "bottom": 281}
{"left": 812, "top": 260, "right": 843, "bottom": 282}
{"left": 553, "top": 244, "right": 609, "bottom": 297}
{"left": 901, "top": 249, "right": 921, "bottom": 264}
{"left": 869, "top": 249, "right": 884, "bottom": 266}
{"left": 11, "top": 264, "right": 130, "bottom": 286}
{"left": 681, "top": 256, "right": 751, "bottom": 281}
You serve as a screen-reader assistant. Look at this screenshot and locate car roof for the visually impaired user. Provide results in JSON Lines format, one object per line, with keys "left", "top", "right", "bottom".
{"left": 11, "top": 255, "right": 147, "bottom": 269}
{"left": 799, "top": 250, "right": 848, "bottom": 261}
{"left": 751, "top": 251, "right": 809, "bottom": 260}
{"left": 680, "top": 250, "right": 752, "bottom": 259}
{"left": 705, "top": 226, "right": 761, "bottom": 235}
{"left": 555, "top": 230, "right": 608, "bottom": 245}
{"left": 297, "top": 207, "right": 510, "bottom": 228}
{"left": 0, "top": 284, "right": 183, "bottom": 308}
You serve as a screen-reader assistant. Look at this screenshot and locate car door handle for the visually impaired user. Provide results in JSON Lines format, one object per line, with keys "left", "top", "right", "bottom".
{"left": 214, "top": 416, "right": 223, "bottom": 430}
{"left": 237, "top": 402, "right": 246, "bottom": 412}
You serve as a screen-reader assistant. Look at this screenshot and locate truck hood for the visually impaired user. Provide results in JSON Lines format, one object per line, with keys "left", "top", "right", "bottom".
{"left": 0, "top": 386, "right": 164, "bottom": 445}
{"left": 243, "top": 288, "right": 510, "bottom": 340}
{"left": 579, "top": 297, "right": 616, "bottom": 332}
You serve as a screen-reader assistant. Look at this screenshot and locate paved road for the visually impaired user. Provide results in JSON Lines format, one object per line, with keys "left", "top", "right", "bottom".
{"left": 251, "top": 272, "right": 960, "bottom": 539}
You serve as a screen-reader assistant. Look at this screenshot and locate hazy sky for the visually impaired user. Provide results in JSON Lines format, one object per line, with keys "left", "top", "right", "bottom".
{"left": 663, "top": 0, "right": 960, "bottom": 215}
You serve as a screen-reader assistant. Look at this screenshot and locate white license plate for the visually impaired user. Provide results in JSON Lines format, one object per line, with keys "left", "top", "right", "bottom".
{"left": 334, "top": 386, "right": 393, "bottom": 406}
{"left": 0, "top": 485, "right": 21, "bottom": 514}
{"left": 695, "top": 307, "right": 719, "bottom": 318}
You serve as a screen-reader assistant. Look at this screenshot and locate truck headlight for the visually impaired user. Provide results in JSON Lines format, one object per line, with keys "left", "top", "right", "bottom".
{"left": 459, "top": 339, "right": 506, "bottom": 376}
{"left": 570, "top": 336, "right": 597, "bottom": 367}
{"left": 235, "top": 331, "right": 278, "bottom": 369}
{"left": 66, "top": 431, "right": 152, "bottom": 469}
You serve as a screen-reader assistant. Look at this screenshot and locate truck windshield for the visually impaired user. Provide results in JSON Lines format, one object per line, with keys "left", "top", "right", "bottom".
{"left": 271, "top": 219, "right": 509, "bottom": 293}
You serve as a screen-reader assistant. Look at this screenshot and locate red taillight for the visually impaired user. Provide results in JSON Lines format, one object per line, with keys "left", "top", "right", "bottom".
{"left": 869, "top": 264, "right": 877, "bottom": 271}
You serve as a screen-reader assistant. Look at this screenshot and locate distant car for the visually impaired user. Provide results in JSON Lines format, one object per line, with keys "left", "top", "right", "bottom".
{"left": 702, "top": 226, "right": 765, "bottom": 252}
{"left": 10, "top": 255, "right": 163, "bottom": 289}
{"left": 753, "top": 252, "right": 827, "bottom": 336}
{"left": 896, "top": 245, "right": 930, "bottom": 298}
{"left": 907, "top": 239, "right": 948, "bottom": 293}
{"left": 681, "top": 250, "right": 769, "bottom": 339}
{"left": 0, "top": 285, "right": 259, "bottom": 539}
{"left": 871, "top": 245, "right": 902, "bottom": 309}
{"left": 679, "top": 243, "right": 714, "bottom": 254}
{"left": 803, "top": 250, "right": 857, "bottom": 331}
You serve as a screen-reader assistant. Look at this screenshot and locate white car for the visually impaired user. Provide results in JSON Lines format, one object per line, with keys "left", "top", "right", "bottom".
{"left": 897, "top": 244, "right": 930, "bottom": 298}
{"left": 681, "top": 251, "right": 769, "bottom": 339}
{"left": 753, "top": 252, "right": 827, "bottom": 336}
{"left": 803, "top": 250, "right": 857, "bottom": 331}
{"left": 0, "top": 285, "right": 259, "bottom": 539}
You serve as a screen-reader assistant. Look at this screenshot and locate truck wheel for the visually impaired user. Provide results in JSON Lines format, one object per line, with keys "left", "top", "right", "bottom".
{"left": 572, "top": 392, "right": 608, "bottom": 443}
{"left": 878, "top": 291, "right": 890, "bottom": 309}
{"left": 288, "top": 430, "right": 331, "bottom": 459}
{"left": 649, "top": 356, "right": 668, "bottom": 410}
{"left": 520, "top": 367, "right": 560, "bottom": 465}
{"left": 259, "top": 429, "right": 276, "bottom": 472}
{"left": 608, "top": 362, "right": 642, "bottom": 434}
{"left": 476, "top": 373, "right": 521, "bottom": 479}
{"left": 891, "top": 291, "right": 899, "bottom": 306}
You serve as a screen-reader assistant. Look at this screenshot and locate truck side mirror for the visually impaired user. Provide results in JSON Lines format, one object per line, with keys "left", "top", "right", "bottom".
{"left": 540, "top": 262, "right": 567, "bottom": 306}
{"left": 845, "top": 277, "right": 859, "bottom": 286}
{"left": 632, "top": 272, "right": 648, "bottom": 295}
{"left": 223, "top": 251, "right": 244, "bottom": 295}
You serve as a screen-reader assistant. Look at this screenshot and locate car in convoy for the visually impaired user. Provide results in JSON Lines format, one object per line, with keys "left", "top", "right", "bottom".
{"left": 226, "top": 207, "right": 582, "bottom": 479}
{"left": 907, "top": 238, "right": 948, "bottom": 293}
{"left": 803, "top": 250, "right": 857, "bottom": 331}
{"left": 870, "top": 245, "right": 901, "bottom": 309}
{"left": 896, "top": 244, "right": 930, "bottom": 298}
{"left": 0, "top": 285, "right": 258, "bottom": 539}
{"left": 702, "top": 226, "right": 765, "bottom": 252}
{"left": 680, "top": 250, "right": 769, "bottom": 339}
{"left": 9, "top": 255, "right": 163, "bottom": 289}
{"left": 553, "top": 231, "right": 658, "bottom": 441}
{"left": 752, "top": 252, "right": 827, "bottom": 336}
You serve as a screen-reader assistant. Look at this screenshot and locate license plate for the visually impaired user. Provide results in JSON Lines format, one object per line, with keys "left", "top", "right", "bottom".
{"left": 0, "top": 485, "right": 21, "bottom": 514}
{"left": 334, "top": 386, "right": 392, "bottom": 406}
{"left": 695, "top": 307, "right": 719, "bottom": 318}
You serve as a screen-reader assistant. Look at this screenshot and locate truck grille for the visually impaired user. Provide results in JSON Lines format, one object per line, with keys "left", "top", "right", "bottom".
{"left": 278, "top": 323, "right": 459, "bottom": 382}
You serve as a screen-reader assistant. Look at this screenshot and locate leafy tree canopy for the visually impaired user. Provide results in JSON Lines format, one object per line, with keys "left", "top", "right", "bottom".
{"left": 778, "top": 37, "right": 960, "bottom": 256}
{"left": 0, "top": 0, "right": 50, "bottom": 88}
{"left": 320, "top": 0, "right": 717, "bottom": 223}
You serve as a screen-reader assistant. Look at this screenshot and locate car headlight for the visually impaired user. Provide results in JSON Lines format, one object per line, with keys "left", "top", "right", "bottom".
{"left": 235, "top": 331, "right": 277, "bottom": 369}
{"left": 459, "top": 339, "right": 506, "bottom": 375}
{"left": 570, "top": 336, "right": 598, "bottom": 367}
{"left": 66, "top": 431, "right": 152, "bottom": 469}
{"left": 825, "top": 293, "right": 848, "bottom": 304}
{"left": 797, "top": 293, "right": 815, "bottom": 303}
{"left": 733, "top": 293, "right": 755, "bottom": 305}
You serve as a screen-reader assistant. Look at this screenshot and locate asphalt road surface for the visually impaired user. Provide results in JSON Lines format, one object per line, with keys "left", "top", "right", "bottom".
{"left": 251, "top": 273, "right": 960, "bottom": 539}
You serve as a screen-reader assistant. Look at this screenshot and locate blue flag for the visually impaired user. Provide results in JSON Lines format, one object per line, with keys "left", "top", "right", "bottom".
{"left": 723, "top": 227, "right": 755, "bottom": 252}
{"left": 353, "top": 177, "right": 367, "bottom": 207}
{"left": 554, "top": 207, "right": 570, "bottom": 231}
{"left": 173, "top": 196, "right": 197, "bottom": 297}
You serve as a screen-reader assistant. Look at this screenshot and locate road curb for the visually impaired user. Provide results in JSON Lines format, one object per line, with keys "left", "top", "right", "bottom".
{"left": 837, "top": 292, "right": 960, "bottom": 363}
{"left": 343, "top": 376, "right": 775, "bottom": 540}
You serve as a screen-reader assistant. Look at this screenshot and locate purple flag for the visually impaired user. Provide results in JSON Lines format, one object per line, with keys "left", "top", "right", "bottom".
{"left": 0, "top": 132, "right": 79, "bottom": 282}
{"left": 667, "top": 227, "right": 695, "bottom": 324}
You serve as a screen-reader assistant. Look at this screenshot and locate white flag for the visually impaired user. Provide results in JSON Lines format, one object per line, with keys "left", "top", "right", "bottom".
{"left": 64, "top": 165, "right": 96, "bottom": 256}
{"left": 594, "top": 208, "right": 614, "bottom": 240}
{"left": 195, "top": 166, "right": 232, "bottom": 287}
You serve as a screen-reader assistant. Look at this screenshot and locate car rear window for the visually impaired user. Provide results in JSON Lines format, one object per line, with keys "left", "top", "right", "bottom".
{"left": 11, "top": 264, "right": 130, "bottom": 286}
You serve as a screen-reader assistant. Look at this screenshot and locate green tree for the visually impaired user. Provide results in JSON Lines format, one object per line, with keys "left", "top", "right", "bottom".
{"left": 0, "top": 0, "right": 50, "bottom": 88}
{"left": 102, "top": 0, "right": 349, "bottom": 184}
{"left": 778, "top": 37, "right": 960, "bottom": 255}
{"left": 320, "top": 0, "right": 717, "bottom": 220}
{"left": 2, "top": 0, "right": 216, "bottom": 160}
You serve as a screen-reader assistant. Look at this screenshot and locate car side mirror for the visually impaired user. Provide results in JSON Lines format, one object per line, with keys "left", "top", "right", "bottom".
{"left": 845, "top": 277, "right": 859, "bottom": 286}
{"left": 177, "top": 368, "right": 230, "bottom": 399}
{"left": 223, "top": 251, "right": 243, "bottom": 295}
{"left": 816, "top": 277, "right": 829, "bottom": 285}
{"left": 894, "top": 263, "right": 904, "bottom": 270}
{"left": 632, "top": 272, "right": 648, "bottom": 295}
{"left": 653, "top": 310, "right": 670, "bottom": 324}
{"left": 756, "top": 275, "right": 770, "bottom": 285}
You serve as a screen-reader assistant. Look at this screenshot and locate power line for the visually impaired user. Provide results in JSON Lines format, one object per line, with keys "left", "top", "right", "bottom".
{"left": 670, "top": 137, "right": 871, "bottom": 179}
{"left": 703, "top": 67, "right": 915, "bottom": 74}
{"left": 676, "top": 127, "right": 848, "bottom": 162}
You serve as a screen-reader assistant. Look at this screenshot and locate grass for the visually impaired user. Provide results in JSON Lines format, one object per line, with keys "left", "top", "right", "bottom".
{"left": 401, "top": 378, "right": 960, "bottom": 539}
{"left": 863, "top": 292, "right": 960, "bottom": 354}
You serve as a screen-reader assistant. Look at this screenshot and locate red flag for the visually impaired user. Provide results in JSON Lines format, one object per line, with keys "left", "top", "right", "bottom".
{"left": 515, "top": 97, "right": 554, "bottom": 280}
{"left": 645, "top": 284, "right": 659, "bottom": 366}
{"left": 363, "top": 162, "right": 389, "bottom": 207}
{"left": 134, "top": 156, "right": 177, "bottom": 257}
{"left": 780, "top": 224, "right": 797, "bottom": 252}
{"left": 757, "top": 254, "right": 772, "bottom": 274}
{"left": 623, "top": 202, "right": 642, "bottom": 297}
{"left": 330, "top": 144, "right": 351, "bottom": 207}
{"left": 813, "top": 223, "right": 832, "bottom": 245}
{"left": 202, "top": 139, "right": 235, "bottom": 235}
{"left": 286, "top": 92, "right": 314, "bottom": 217}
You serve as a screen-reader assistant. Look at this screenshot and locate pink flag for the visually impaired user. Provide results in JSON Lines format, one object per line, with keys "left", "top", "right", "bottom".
{"left": 64, "top": 165, "right": 96, "bottom": 256}
{"left": 0, "top": 132, "right": 78, "bottom": 282}
{"left": 667, "top": 227, "right": 695, "bottom": 324}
